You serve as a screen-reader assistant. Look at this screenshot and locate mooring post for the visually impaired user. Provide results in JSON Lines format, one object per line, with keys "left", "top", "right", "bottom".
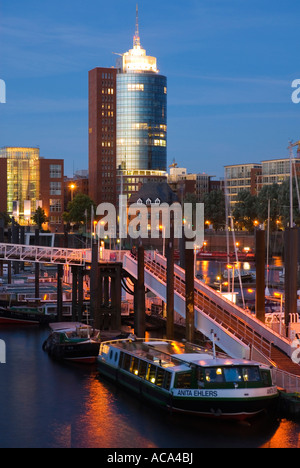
{"left": 35, "top": 229, "right": 40, "bottom": 302}
{"left": 90, "top": 242, "right": 101, "bottom": 329}
{"left": 185, "top": 245, "right": 195, "bottom": 343}
{"left": 284, "top": 227, "right": 298, "bottom": 336}
{"left": 115, "top": 264, "right": 122, "bottom": 331}
{"left": 134, "top": 243, "right": 145, "bottom": 338}
{"left": 71, "top": 266, "right": 78, "bottom": 322}
{"left": 77, "top": 268, "right": 84, "bottom": 323}
{"left": 166, "top": 214, "right": 174, "bottom": 340}
{"left": 57, "top": 264, "right": 63, "bottom": 322}
{"left": 255, "top": 229, "right": 265, "bottom": 324}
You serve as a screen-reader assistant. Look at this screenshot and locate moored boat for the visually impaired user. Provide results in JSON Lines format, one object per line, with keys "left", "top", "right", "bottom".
{"left": 97, "top": 337, "right": 279, "bottom": 420}
{"left": 0, "top": 305, "right": 54, "bottom": 325}
{"left": 43, "top": 322, "right": 101, "bottom": 364}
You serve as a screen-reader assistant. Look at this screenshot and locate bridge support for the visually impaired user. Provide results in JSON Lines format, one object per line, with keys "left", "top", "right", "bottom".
{"left": 185, "top": 247, "right": 195, "bottom": 343}
{"left": 285, "top": 228, "right": 298, "bottom": 335}
{"left": 90, "top": 242, "right": 101, "bottom": 329}
{"left": 35, "top": 229, "right": 40, "bottom": 302}
{"left": 77, "top": 268, "right": 84, "bottom": 322}
{"left": 166, "top": 219, "right": 174, "bottom": 340}
{"left": 57, "top": 264, "right": 63, "bottom": 322}
{"left": 255, "top": 229, "right": 265, "bottom": 323}
{"left": 71, "top": 266, "right": 78, "bottom": 321}
{"left": 134, "top": 244, "right": 145, "bottom": 338}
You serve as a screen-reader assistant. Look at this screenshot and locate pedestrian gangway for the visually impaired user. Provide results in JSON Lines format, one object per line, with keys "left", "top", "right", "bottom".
{"left": 123, "top": 250, "right": 293, "bottom": 362}
{"left": 0, "top": 243, "right": 86, "bottom": 266}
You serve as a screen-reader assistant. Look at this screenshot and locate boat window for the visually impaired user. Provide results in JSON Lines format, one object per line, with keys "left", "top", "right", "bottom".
{"left": 163, "top": 371, "right": 172, "bottom": 390}
{"left": 241, "top": 367, "right": 260, "bottom": 382}
{"left": 122, "top": 353, "right": 132, "bottom": 371}
{"left": 204, "top": 368, "right": 225, "bottom": 383}
{"left": 130, "top": 357, "right": 139, "bottom": 375}
{"left": 138, "top": 360, "right": 148, "bottom": 379}
{"left": 156, "top": 368, "right": 165, "bottom": 387}
{"left": 260, "top": 369, "right": 272, "bottom": 386}
{"left": 146, "top": 364, "right": 157, "bottom": 384}
{"left": 175, "top": 372, "right": 192, "bottom": 389}
{"left": 223, "top": 367, "right": 243, "bottom": 382}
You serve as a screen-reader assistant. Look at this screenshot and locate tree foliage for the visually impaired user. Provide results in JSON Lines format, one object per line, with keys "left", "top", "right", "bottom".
{"left": 203, "top": 190, "right": 226, "bottom": 230}
{"left": 232, "top": 190, "right": 258, "bottom": 231}
{"left": 32, "top": 207, "right": 48, "bottom": 230}
{"left": 231, "top": 179, "right": 300, "bottom": 230}
{"left": 63, "top": 193, "right": 96, "bottom": 225}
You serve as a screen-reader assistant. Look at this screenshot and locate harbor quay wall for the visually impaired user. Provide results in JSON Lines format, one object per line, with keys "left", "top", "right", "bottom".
{"left": 203, "top": 231, "right": 284, "bottom": 255}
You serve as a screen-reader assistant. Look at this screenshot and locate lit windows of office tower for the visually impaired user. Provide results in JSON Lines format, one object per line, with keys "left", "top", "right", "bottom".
{"left": 88, "top": 5, "right": 167, "bottom": 207}
{"left": 116, "top": 5, "right": 167, "bottom": 199}
{"left": 0, "top": 147, "right": 40, "bottom": 221}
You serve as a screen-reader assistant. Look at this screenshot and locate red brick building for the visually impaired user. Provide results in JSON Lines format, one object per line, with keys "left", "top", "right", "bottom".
{"left": 88, "top": 67, "right": 117, "bottom": 207}
{"left": 39, "top": 158, "right": 64, "bottom": 232}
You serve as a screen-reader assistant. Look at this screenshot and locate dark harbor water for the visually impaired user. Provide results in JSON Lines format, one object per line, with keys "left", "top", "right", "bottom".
{"left": 0, "top": 326, "right": 300, "bottom": 449}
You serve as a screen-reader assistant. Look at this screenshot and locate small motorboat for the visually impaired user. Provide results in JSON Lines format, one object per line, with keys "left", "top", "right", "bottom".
{"left": 42, "top": 322, "right": 101, "bottom": 364}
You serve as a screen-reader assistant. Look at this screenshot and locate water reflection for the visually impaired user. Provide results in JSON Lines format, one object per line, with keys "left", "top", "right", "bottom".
{"left": 0, "top": 314, "right": 300, "bottom": 448}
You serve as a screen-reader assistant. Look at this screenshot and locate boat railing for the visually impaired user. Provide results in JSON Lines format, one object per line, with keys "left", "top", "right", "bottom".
{"left": 142, "top": 254, "right": 273, "bottom": 358}
{"left": 272, "top": 368, "right": 300, "bottom": 393}
{"left": 99, "top": 337, "right": 232, "bottom": 369}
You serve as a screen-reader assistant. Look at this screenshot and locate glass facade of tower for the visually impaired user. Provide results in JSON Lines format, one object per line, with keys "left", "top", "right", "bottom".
{"left": 0, "top": 147, "right": 40, "bottom": 216}
{"left": 116, "top": 73, "right": 167, "bottom": 172}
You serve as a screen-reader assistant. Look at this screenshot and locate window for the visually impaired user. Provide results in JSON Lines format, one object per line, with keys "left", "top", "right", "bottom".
{"left": 163, "top": 372, "right": 172, "bottom": 390}
{"left": 50, "top": 164, "right": 62, "bottom": 178}
{"left": 146, "top": 364, "right": 157, "bottom": 384}
{"left": 128, "top": 83, "right": 144, "bottom": 91}
{"left": 50, "top": 199, "right": 62, "bottom": 212}
{"left": 50, "top": 216, "right": 61, "bottom": 224}
{"left": 175, "top": 372, "right": 192, "bottom": 388}
{"left": 138, "top": 360, "right": 148, "bottom": 379}
{"left": 130, "top": 357, "right": 139, "bottom": 375}
{"left": 50, "top": 182, "right": 61, "bottom": 195}
{"left": 122, "top": 353, "right": 131, "bottom": 371}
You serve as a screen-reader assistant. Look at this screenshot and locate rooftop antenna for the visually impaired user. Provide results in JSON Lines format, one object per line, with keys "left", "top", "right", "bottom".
{"left": 133, "top": 4, "right": 141, "bottom": 47}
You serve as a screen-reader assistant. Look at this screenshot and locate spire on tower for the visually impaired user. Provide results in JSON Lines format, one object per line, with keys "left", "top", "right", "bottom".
{"left": 133, "top": 4, "right": 141, "bottom": 47}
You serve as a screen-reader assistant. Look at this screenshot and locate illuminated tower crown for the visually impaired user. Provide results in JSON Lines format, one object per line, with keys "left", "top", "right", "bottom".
{"left": 117, "top": 4, "right": 158, "bottom": 74}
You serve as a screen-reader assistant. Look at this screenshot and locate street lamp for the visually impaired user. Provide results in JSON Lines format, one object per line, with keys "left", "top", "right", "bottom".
{"left": 226, "top": 264, "right": 235, "bottom": 297}
{"left": 274, "top": 292, "right": 284, "bottom": 335}
{"left": 70, "top": 184, "right": 76, "bottom": 202}
{"left": 159, "top": 224, "right": 165, "bottom": 257}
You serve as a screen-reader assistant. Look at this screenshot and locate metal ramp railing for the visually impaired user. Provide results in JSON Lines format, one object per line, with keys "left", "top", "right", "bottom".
{"left": 123, "top": 251, "right": 292, "bottom": 361}
{"left": 0, "top": 243, "right": 86, "bottom": 266}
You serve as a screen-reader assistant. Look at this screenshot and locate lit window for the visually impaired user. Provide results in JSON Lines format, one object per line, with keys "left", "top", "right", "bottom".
{"left": 128, "top": 83, "right": 144, "bottom": 91}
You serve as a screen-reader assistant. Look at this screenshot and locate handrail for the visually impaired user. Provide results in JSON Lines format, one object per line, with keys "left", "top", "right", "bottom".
{"left": 139, "top": 253, "right": 273, "bottom": 358}
{"left": 0, "top": 243, "right": 85, "bottom": 266}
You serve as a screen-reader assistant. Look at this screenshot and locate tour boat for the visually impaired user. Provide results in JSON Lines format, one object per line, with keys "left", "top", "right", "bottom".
{"left": 43, "top": 322, "right": 101, "bottom": 364}
{"left": 97, "top": 337, "right": 279, "bottom": 420}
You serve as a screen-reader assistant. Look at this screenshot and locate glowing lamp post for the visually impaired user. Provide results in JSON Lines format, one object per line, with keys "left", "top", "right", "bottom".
{"left": 274, "top": 292, "right": 284, "bottom": 335}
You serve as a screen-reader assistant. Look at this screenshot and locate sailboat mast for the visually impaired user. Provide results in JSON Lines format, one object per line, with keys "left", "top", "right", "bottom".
{"left": 289, "top": 142, "right": 294, "bottom": 228}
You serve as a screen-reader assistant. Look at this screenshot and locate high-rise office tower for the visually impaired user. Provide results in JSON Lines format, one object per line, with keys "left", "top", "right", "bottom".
{"left": 89, "top": 6, "right": 167, "bottom": 206}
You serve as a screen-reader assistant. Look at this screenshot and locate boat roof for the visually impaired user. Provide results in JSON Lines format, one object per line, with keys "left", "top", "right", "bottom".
{"left": 104, "top": 339, "right": 263, "bottom": 370}
{"left": 49, "top": 322, "right": 92, "bottom": 333}
{"left": 171, "top": 354, "right": 262, "bottom": 367}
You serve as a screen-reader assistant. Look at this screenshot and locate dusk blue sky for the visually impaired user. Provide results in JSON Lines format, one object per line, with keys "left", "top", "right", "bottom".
{"left": 1, "top": 0, "right": 300, "bottom": 178}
